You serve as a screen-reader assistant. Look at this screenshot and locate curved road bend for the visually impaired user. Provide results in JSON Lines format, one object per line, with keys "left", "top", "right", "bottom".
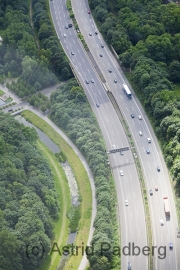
{"left": 71, "top": 1, "right": 180, "bottom": 269}
{"left": 50, "top": 1, "right": 148, "bottom": 270}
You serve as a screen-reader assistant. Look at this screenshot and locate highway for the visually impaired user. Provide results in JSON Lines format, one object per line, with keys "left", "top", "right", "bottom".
{"left": 71, "top": 0, "right": 180, "bottom": 269}
{"left": 49, "top": 0, "right": 148, "bottom": 269}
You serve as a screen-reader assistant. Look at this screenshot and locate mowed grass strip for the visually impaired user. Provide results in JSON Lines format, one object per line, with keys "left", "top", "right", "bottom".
{"left": 37, "top": 140, "right": 70, "bottom": 270}
{"left": 21, "top": 110, "right": 92, "bottom": 269}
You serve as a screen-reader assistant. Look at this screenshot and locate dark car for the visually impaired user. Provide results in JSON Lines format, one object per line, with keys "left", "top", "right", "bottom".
{"left": 114, "top": 79, "right": 117, "bottom": 83}
{"left": 88, "top": 10, "right": 90, "bottom": 14}
{"left": 8, "top": 109, "right": 13, "bottom": 112}
{"left": 108, "top": 69, "right": 112, "bottom": 73}
{"left": 169, "top": 243, "right": 173, "bottom": 250}
{"left": 96, "top": 103, "right": 100, "bottom": 107}
{"left": 131, "top": 114, "right": 135, "bottom": 118}
{"left": 149, "top": 190, "right": 153, "bottom": 196}
{"left": 71, "top": 52, "right": 74, "bottom": 55}
{"left": 68, "top": 24, "right": 72, "bottom": 28}
{"left": 101, "top": 44, "right": 104, "bottom": 48}
{"left": 95, "top": 31, "right": 98, "bottom": 35}
{"left": 89, "top": 33, "right": 92, "bottom": 36}
{"left": 157, "top": 166, "right": 160, "bottom": 172}
{"left": 146, "top": 149, "right": 150, "bottom": 154}
{"left": 86, "top": 80, "right": 89, "bottom": 84}
{"left": 99, "top": 54, "right": 103, "bottom": 57}
{"left": 91, "top": 79, "right": 94, "bottom": 83}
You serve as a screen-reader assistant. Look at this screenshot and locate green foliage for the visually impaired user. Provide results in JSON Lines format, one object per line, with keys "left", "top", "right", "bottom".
{"left": 50, "top": 79, "right": 120, "bottom": 269}
{"left": 29, "top": 93, "right": 49, "bottom": 109}
{"left": 55, "top": 151, "right": 67, "bottom": 163}
{"left": 67, "top": 206, "right": 81, "bottom": 232}
{"left": 32, "top": 0, "right": 73, "bottom": 80}
{"left": 0, "top": 112, "right": 59, "bottom": 270}
{"left": 0, "top": 0, "right": 72, "bottom": 87}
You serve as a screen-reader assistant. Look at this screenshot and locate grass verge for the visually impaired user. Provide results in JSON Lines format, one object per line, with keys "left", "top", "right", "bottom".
{"left": 36, "top": 140, "right": 70, "bottom": 270}
{"left": 21, "top": 110, "right": 92, "bottom": 270}
{"left": 0, "top": 89, "right": 5, "bottom": 95}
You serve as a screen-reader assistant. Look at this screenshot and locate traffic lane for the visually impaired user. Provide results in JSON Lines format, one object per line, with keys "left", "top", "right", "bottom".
{"left": 112, "top": 152, "right": 147, "bottom": 270}
{"left": 133, "top": 142, "right": 177, "bottom": 269}
{"left": 54, "top": 0, "right": 148, "bottom": 266}
{"left": 132, "top": 156, "right": 176, "bottom": 269}
{"left": 70, "top": 1, "right": 179, "bottom": 268}
{"left": 95, "top": 104, "right": 130, "bottom": 149}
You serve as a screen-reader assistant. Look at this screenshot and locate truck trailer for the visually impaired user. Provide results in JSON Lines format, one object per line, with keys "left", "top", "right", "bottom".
{"left": 163, "top": 197, "right": 170, "bottom": 217}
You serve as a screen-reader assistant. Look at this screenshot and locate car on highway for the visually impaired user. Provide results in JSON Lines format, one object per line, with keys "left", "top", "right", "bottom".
{"left": 95, "top": 31, "right": 98, "bottom": 35}
{"left": 149, "top": 190, "right": 153, "bottom": 196}
{"left": 89, "top": 33, "right": 92, "bottom": 36}
{"left": 138, "top": 115, "right": 142, "bottom": 120}
{"left": 139, "top": 131, "right": 142, "bottom": 136}
{"left": 114, "top": 79, "right": 117, "bottom": 83}
{"left": 125, "top": 200, "right": 129, "bottom": 206}
{"left": 63, "top": 34, "right": 67, "bottom": 38}
{"left": 146, "top": 149, "right": 150, "bottom": 154}
{"left": 169, "top": 243, "right": 173, "bottom": 250}
{"left": 65, "top": 25, "right": 68, "bottom": 29}
{"left": 85, "top": 80, "right": 89, "bottom": 84}
{"left": 160, "top": 219, "right": 164, "bottom": 226}
{"left": 128, "top": 262, "right": 131, "bottom": 270}
{"left": 71, "top": 52, "right": 74, "bottom": 55}
{"left": 99, "top": 54, "right": 103, "bottom": 57}
{"left": 8, "top": 109, "right": 13, "bottom": 112}
{"left": 120, "top": 170, "right": 123, "bottom": 176}
{"left": 96, "top": 103, "right": 100, "bottom": 107}
{"left": 155, "top": 186, "right": 158, "bottom": 191}
{"left": 88, "top": 10, "right": 90, "bottom": 14}
{"left": 108, "top": 69, "right": 112, "bottom": 73}
{"left": 131, "top": 114, "right": 135, "bottom": 118}
{"left": 76, "top": 29, "right": 80, "bottom": 33}
{"left": 91, "top": 79, "right": 94, "bottom": 83}
{"left": 157, "top": 166, "right": 160, "bottom": 172}
{"left": 120, "top": 151, "right": 124, "bottom": 155}
{"left": 147, "top": 138, "right": 151, "bottom": 143}
{"left": 68, "top": 24, "right": 72, "bottom": 28}
{"left": 113, "top": 145, "right": 116, "bottom": 149}
{"left": 101, "top": 44, "right": 104, "bottom": 48}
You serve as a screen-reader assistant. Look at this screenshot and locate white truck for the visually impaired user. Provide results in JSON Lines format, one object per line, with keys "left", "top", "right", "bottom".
{"left": 163, "top": 197, "right": 170, "bottom": 217}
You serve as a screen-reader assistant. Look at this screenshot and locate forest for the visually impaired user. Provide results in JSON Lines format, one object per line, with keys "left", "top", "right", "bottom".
{"left": 0, "top": 112, "right": 59, "bottom": 270}
{"left": 89, "top": 0, "right": 180, "bottom": 201}
{"left": 50, "top": 79, "right": 120, "bottom": 269}
{"left": 0, "top": 0, "right": 72, "bottom": 96}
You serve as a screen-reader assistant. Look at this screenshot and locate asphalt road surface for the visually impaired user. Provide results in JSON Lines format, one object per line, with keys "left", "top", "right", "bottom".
{"left": 71, "top": 1, "right": 180, "bottom": 269}
{"left": 49, "top": 1, "right": 148, "bottom": 270}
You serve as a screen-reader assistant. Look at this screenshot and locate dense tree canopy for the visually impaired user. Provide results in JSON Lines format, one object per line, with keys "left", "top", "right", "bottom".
{"left": 0, "top": 0, "right": 73, "bottom": 94}
{"left": 0, "top": 112, "right": 59, "bottom": 270}
{"left": 90, "top": 1, "right": 180, "bottom": 267}
{"left": 50, "top": 79, "right": 120, "bottom": 269}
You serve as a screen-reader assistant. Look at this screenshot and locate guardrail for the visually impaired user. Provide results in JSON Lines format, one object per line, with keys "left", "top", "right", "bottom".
{"left": 107, "top": 91, "right": 153, "bottom": 270}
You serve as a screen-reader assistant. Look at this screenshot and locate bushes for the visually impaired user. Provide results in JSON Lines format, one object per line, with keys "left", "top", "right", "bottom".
{"left": 50, "top": 79, "right": 120, "bottom": 269}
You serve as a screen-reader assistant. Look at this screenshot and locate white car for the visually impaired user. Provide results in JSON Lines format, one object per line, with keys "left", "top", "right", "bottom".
{"left": 160, "top": 219, "right": 164, "bottom": 226}
{"left": 138, "top": 115, "right": 142, "bottom": 120}
{"left": 113, "top": 145, "right": 116, "bottom": 149}
{"left": 63, "top": 34, "right": 67, "bottom": 38}
{"left": 147, "top": 138, "right": 151, "bottom": 143}
{"left": 125, "top": 200, "right": 129, "bottom": 206}
{"left": 139, "top": 131, "right": 142, "bottom": 136}
{"left": 120, "top": 170, "right": 123, "bottom": 176}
